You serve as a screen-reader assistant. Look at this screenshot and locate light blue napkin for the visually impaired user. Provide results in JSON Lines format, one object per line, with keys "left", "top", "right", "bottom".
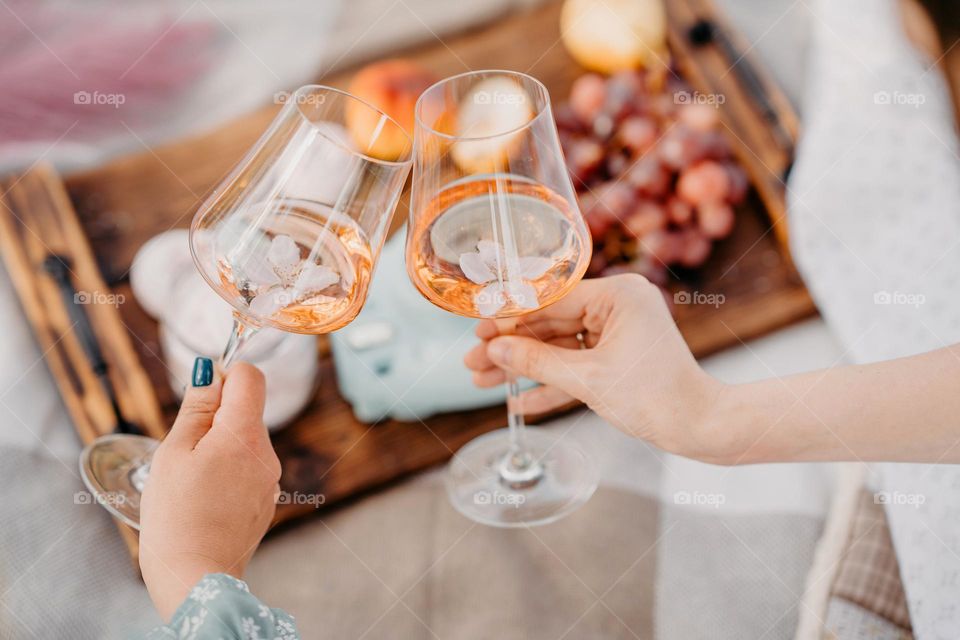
{"left": 330, "top": 229, "right": 533, "bottom": 423}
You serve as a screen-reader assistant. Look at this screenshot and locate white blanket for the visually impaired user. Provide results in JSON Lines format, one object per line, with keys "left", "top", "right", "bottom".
{"left": 788, "top": 0, "right": 960, "bottom": 637}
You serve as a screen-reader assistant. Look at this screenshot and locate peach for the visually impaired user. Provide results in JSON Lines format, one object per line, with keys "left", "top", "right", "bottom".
{"left": 345, "top": 59, "right": 437, "bottom": 161}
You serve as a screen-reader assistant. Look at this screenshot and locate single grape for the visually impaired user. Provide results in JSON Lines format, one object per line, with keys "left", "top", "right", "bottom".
{"left": 677, "top": 160, "right": 730, "bottom": 205}
{"left": 595, "top": 181, "right": 635, "bottom": 219}
{"left": 659, "top": 126, "right": 706, "bottom": 170}
{"left": 626, "top": 156, "right": 672, "bottom": 198}
{"left": 606, "top": 151, "right": 631, "bottom": 178}
{"left": 697, "top": 201, "right": 736, "bottom": 239}
{"left": 566, "top": 137, "right": 605, "bottom": 183}
{"left": 700, "top": 130, "right": 732, "bottom": 160}
{"left": 679, "top": 103, "right": 719, "bottom": 132}
{"left": 625, "top": 200, "right": 668, "bottom": 238}
{"left": 666, "top": 196, "right": 693, "bottom": 225}
{"left": 569, "top": 73, "right": 607, "bottom": 124}
{"left": 618, "top": 116, "right": 658, "bottom": 154}
{"left": 641, "top": 228, "right": 683, "bottom": 265}
{"left": 678, "top": 227, "right": 712, "bottom": 267}
{"left": 605, "top": 70, "right": 645, "bottom": 114}
{"left": 594, "top": 71, "right": 647, "bottom": 138}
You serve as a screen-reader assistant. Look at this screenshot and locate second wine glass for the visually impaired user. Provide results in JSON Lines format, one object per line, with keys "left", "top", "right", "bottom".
{"left": 406, "top": 70, "right": 598, "bottom": 527}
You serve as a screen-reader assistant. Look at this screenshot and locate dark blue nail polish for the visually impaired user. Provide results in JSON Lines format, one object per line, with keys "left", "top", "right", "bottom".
{"left": 192, "top": 357, "right": 214, "bottom": 387}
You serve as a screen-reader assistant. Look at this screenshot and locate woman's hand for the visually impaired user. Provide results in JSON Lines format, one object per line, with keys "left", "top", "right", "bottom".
{"left": 139, "top": 360, "right": 281, "bottom": 622}
{"left": 468, "top": 274, "right": 960, "bottom": 466}
{"left": 464, "top": 275, "right": 734, "bottom": 463}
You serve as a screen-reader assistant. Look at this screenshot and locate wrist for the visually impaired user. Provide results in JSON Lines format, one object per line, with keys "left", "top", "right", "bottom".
{"left": 683, "top": 379, "right": 757, "bottom": 466}
{"left": 141, "top": 551, "right": 233, "bottom": 622}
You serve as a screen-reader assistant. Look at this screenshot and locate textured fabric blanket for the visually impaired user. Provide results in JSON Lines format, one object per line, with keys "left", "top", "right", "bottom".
{"left": 788, "top": 0, "right": 960, "bottom": 637}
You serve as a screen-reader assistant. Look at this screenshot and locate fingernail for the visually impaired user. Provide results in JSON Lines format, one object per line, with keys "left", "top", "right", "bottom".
{"left": 488, "top": 338, "right": 511, "bottom": 365}
{"left": 192, "top": 357, "right": 214, "bottom": 387}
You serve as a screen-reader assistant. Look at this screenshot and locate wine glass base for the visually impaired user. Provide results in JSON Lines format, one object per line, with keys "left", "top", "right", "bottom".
{"left": 79, "top": 434, "right": 158, "bottom": 530}
{"left": 446, "top": 428, "right": 598, "bottom": 528}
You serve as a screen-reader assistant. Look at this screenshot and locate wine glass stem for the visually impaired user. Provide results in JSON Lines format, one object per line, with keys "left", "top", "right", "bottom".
{"left": 220, "top": 315, "right": 259, "bottom": 368}
{"left": 498, "top": 322, "right": 544, "bottom": 489}
{"left": 116, "top": 320, "right": 257, "bottom": 504}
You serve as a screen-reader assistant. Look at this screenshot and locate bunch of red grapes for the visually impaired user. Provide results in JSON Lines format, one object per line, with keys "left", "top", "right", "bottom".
{"left": 556, "top": 70, "right": 748, "bottom": 285}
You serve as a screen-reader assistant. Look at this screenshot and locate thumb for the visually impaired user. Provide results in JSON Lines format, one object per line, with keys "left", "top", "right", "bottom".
{"left": 166, "top": 357, "right": 223, "bottom": 449}
{"left": 487, "top": 335, "right": 587, "bottom": 394}
{"left": 211, "top": 362, "right": 267, "bottom": 440}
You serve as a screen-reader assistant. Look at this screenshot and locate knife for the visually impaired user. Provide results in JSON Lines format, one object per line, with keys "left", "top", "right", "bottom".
{"left": 43, "top": 255, "right": 140, "bottom": 435}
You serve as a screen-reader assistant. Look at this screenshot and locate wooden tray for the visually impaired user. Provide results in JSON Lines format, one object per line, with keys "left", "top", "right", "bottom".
{"left": 2, "top": 0, "right": 815, "bottom": 561}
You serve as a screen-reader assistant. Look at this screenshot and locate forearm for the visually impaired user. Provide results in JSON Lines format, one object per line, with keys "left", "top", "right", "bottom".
{"left": 703, "top": 344, "right": 960, "bottom": 464}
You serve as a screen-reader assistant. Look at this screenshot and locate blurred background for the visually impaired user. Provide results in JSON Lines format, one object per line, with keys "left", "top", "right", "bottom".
{"left": 2, "top": 0, "right": 959, "bottom": 639}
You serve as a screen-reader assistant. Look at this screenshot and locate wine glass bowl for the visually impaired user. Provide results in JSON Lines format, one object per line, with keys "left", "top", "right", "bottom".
{"left": 407, "top": 72, "right": 591, "bottom": 320}
{"left": 405, "top": 175, "right": 591, "bottom": 319}
{"left": 405, "top": 70, "right": 597, "bottom": 527}
{"left": 191, "top": 85, "right": 412, "bottom": 336}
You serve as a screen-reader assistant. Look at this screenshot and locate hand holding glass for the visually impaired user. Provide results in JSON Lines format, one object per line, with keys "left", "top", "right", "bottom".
{"left": 80, "top": 86, "right": 412, "bottom": 528}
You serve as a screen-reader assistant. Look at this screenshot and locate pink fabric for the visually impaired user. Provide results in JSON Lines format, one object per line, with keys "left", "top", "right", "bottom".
{"left": 0, "top": 2, "right": 215, "bottom": 142}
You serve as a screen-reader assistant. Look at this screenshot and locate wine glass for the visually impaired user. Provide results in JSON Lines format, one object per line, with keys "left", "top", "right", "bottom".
{"left": 405, "top": 70, "right": 597, "bottom": 527}
{"left": 80, "top": 85, "right": 413, "bottom": 529}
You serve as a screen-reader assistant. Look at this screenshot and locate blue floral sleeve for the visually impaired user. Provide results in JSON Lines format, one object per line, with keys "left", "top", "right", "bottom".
{"left": 146, "top": 573, "right": 299, "bottom": 640}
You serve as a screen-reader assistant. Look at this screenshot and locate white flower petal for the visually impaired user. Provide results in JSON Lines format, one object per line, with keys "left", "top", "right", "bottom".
{"left": 475, "top": 282, "right": 506, "bottom": 316}
{"left": 267, "top": 235, "right": 301, "bottom": 283}
{"left": 235, "top": 257, "right": 282, "bottom": 289}
{"left": 294, "top": 263, "right": 339, "bottom": 295}
{"left": 460, "top": 251, "right": 495, "bottom": 284}
{"left": 249, "top": 286, "right": 292, "bottom": 318}
{"left": 477, "top": 240, "right": 503, "bottom": 268}
{"left": 217, "top": 224, "right": 282, "bottom": 289}
{"left": 508, "top": 280, "right": 540, "bottom": 310}
{"left": 518, "top": 256, "right": 553, "bottom": 280}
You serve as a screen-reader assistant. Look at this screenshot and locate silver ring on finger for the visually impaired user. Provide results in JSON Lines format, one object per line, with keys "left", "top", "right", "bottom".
{"left": 576, "top": 331, "right": 587, "bottom": 350}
